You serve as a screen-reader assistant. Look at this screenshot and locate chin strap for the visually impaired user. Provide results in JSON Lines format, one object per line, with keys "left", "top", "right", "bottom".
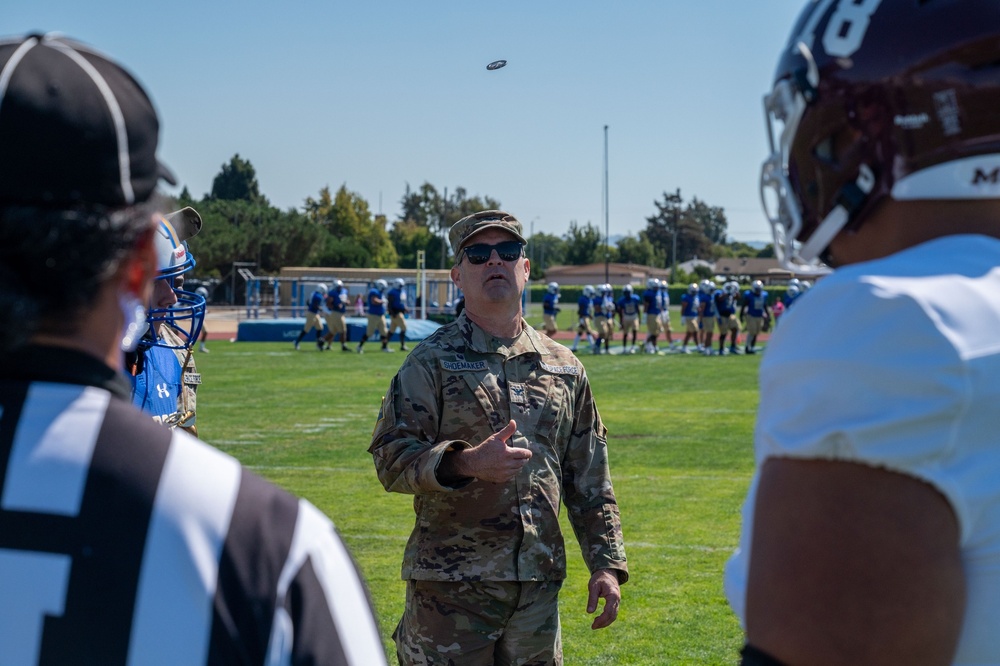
{"left": 798, "top": 163, "right": 876, "bottom": 264}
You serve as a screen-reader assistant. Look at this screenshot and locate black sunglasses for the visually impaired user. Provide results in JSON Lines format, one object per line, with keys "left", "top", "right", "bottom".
{"left": 461, "top": 241, "right": 525, "bottom": 265}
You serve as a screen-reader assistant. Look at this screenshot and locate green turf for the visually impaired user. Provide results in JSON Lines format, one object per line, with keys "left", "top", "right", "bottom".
{"left": 194, "top": 334, "right": 758, "bottom": 665}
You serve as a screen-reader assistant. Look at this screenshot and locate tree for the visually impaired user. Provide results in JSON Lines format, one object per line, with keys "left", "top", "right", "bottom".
{"left": 390, "top": 219, "right": 438, "bottom": 269}
{"left": 645, "top": 189, "right": 684, "bottom": 269}
{"left": 398, "top": 182, "right": 441, "bottom": 228}
{"left": 563, "top": 221, "right": 604, "bottom": 265}
{"left": 645, "top": 189, "right": 714, "bottom": 267}
{"left": 615, "top": 231, "right": 664, "bottom": 267}
{"left": 714, "top": 240, "right": 761, "bottom": 259}
{"left": 687, "top": 197, "right": 728, "bottom": 244}
{"left": 210, "top": 154, "right": 265, "bottom": 203}
{"left": 186, "top": 198, "right": 320, "bottom": 277}
{"left": 305, "top": 185, "right": 398, "bottom": 268}
{"left": 756, "top": 243, "right": 776, "bottom": 258}
{"left": 527, "top": 232, "right": 566, "bottom": 279}
{"left": 394, "top": 182, "right": 501, "bottom": 268}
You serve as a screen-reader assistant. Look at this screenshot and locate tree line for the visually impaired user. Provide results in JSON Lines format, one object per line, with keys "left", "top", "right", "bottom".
{"left": 180, "top": 155, "right": 773, "bottom": 282}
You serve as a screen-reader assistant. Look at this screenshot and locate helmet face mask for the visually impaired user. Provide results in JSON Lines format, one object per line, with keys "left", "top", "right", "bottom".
{"left": 762, "top": 0, "right": 1000, "bottom": 274}
{"left": 142, "top": 218, "right": 205, "bottom": 351}
{"left": 145, "top": 282, "right": 206, "bottom": 351}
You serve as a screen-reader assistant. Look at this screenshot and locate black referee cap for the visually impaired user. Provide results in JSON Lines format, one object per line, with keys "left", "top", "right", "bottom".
{"left": 0, "top": 33, "right": 175, "bottom": 208}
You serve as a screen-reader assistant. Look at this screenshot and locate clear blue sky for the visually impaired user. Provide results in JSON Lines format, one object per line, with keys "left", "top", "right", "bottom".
{"left": 7, "top": 0, "right": 806, "bottom": 245}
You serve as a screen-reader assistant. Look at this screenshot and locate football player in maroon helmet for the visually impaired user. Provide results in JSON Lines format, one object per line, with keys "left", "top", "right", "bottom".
{"left": 728, "top": 2, "right": 1000, "bottom": 665}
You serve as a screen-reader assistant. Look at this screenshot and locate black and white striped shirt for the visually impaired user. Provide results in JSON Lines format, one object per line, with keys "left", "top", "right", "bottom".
{"left": 0, "top": 346, "right": 386, "bottom": 665}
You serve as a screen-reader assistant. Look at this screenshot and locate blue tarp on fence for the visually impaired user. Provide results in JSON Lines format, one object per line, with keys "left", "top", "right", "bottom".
{"left": 237, "top": 316, "right": 442, "bottom": 343}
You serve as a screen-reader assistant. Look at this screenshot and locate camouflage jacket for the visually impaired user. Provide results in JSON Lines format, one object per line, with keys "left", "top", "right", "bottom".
{"left": 158, "top": 326, "right": 200, "bottom": 434}
{"left": 369, "top": 313, "right": 628, "bottom": 583}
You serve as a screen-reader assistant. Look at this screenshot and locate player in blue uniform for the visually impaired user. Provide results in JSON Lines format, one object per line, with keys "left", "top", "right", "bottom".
{"left": 739, "top": 280, "right": 771, "bottom": 354}
{"left": 294, "top": 284, "right": 327, "bottom": 351}
{"left": 358, "top": 278, "right": 391, "bottom": 353}
{"left": 571, "top": 285, "right": 596, "bottom": 352}
{"left": 641, "top": 278, "right": 664, "bottom": 353}
{"left": 323, "top": 279, "right": 351, "bottom": 351}
{"left": 679, "top": 283, "right": 701, "bottom": 353}
{"left": 129, "top": 208, "right": 207, "bottom": 432}
{"left": 716, "top": 281, "right": 742, "bottom": 355}
{"left": 593, "top": 284, "right": 616, "bottom": 354}
{"left": 657, "top": 280, "right": 677, "bottom": 351}
{"left": 698, "top": 280, "right": 719, "bottom": 355}
{"left": 542, "top": 282, "right": 560, "bottom": 337}
{"left": 386, "top": 278, "right": 410, "bottom": 352}
{"left": 616, "top": 284, "right": 642, "bottom": 353}
{"left": 783, "top": 283, "right": 801, "bottom": 310}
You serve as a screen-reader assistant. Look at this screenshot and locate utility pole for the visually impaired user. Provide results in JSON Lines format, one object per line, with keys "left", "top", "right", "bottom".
{"left": 440, "top": 187, "right": 448, "bottom": 269}
{"left": 604, "top": 125, "right": 610, "bottom": 284}
{"left": 671, "top": 188, "right": 681, "bottom": 283}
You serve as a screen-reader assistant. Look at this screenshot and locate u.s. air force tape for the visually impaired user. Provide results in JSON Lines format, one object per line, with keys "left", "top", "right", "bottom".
{"left": 539, "top": 361, "right": 579, "bottom": 375}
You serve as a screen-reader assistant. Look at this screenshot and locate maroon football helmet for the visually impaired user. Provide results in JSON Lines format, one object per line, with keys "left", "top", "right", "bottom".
{"left": 761, "top": 0, "right": 1000, "bottom": 273}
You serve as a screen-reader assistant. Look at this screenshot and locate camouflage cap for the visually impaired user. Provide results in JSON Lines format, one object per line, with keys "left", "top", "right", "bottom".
{"left": 449, "top": 210, "right": 526, "bottom": 256}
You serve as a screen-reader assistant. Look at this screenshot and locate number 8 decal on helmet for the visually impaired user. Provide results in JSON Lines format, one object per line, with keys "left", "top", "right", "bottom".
{"left": 761, "top": 0, "right": 1000, "bottom": 274}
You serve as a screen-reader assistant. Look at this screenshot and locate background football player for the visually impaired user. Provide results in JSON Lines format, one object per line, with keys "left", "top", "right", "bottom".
{"left": 616, "top": 283, "right": 642, "bottom": 353}
{"left": 571, "top": 284, "right": 596, "bottom": 352}
{"left": 293, "top": 282, "right": 327, "bottom": 351}
{"left": 386, "top": 277, "right": 410, "bottom": 352}
{"left": 739, "top": 280, "right": 771, "bottom": 354}
{"left": 542, "top": 281, "right": 560, "bottom": 337}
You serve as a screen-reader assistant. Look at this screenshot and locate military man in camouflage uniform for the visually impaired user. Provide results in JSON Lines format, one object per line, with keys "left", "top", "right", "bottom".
{"left": 370, "top": 210, "right": 628, "bottom": 666}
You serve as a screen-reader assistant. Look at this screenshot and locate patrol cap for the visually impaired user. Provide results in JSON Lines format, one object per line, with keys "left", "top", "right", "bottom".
{"left": 449, "top": 210, "right": 526, "bottom": 256}
{"left": 0, "top": 33, "right": 175, "bottom": 208}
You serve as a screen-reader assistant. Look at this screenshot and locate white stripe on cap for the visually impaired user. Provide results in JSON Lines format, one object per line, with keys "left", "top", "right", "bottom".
{"left": 45, "top": 36, "right": 136, "bottom": 204}
{"left": 0, "top": 36, "right": 39, "bottom": 116}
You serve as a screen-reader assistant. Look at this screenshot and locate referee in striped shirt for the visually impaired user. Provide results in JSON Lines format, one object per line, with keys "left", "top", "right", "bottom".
{"left": 0, "top": 34, "right": 386, "bottom": 665}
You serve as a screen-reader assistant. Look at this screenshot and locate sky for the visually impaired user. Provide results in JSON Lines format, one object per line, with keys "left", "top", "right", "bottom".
{"left": 6, "top": 1, "right": 807, "bottom": 245}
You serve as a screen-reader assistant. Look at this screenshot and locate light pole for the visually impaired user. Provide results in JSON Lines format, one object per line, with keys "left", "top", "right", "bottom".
{"left": 670, "top": 188, "right": 681, "bottom": 283}
{"left": 603, "top": 124, "right": 610, "bottom": 284}
{"left": 440, "top": 187, "right": 448, "bottom": 270}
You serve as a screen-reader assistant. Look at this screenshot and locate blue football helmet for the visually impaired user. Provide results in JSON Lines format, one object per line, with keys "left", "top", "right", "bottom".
{"left": 142, "top": 208, "right": 206, "bottom": 351}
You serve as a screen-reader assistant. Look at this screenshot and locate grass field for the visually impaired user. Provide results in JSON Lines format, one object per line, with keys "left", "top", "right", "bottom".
{"left": 194, "top": 330, "right": 760, "bottom": 664}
